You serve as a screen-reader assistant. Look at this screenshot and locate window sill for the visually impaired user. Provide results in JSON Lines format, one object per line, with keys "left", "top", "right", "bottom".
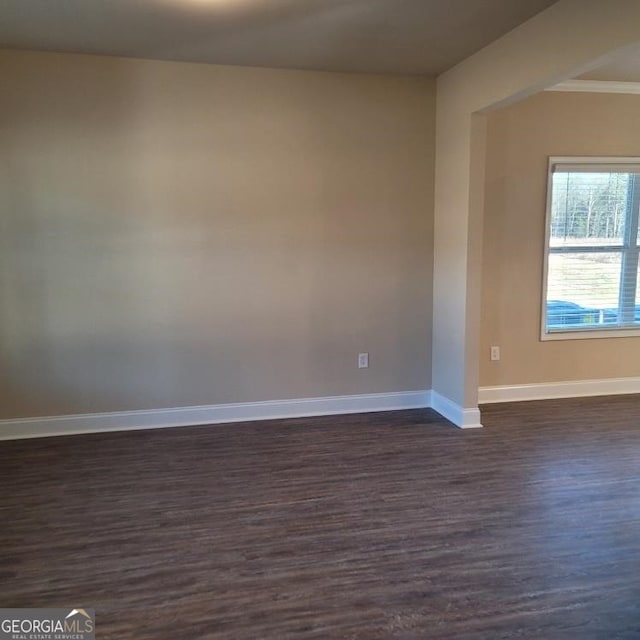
{"left": 541, "top": 327, "right": 640, "bottom": 341}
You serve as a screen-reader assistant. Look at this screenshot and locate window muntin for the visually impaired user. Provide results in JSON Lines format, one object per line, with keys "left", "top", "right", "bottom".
{"left": 542, "top": 157, "right": 640, "bottom": 339}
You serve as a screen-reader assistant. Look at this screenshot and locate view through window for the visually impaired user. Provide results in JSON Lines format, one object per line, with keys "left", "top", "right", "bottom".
{"left": 543, "top": 157, "right": 640, "bottom": 338}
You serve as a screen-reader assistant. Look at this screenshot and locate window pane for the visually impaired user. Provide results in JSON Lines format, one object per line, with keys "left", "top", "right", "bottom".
{"left": 546, "top": 252, "right": 621, "bottom": 330}
{"left": 550, "top": 172, "right": 628, "bottom": 248}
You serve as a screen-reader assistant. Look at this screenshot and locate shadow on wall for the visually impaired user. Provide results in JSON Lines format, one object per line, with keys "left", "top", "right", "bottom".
{"left": 1, "top": 55, "right": 295, "bottom": 417}
{"left": 0, "top": 56, "right": 172, "bottom": 416}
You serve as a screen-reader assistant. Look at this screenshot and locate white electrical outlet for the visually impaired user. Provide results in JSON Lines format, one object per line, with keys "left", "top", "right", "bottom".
{"left": 490, "top": 346, "right": 500, "bottom": 361}
{"left": 358, "top": 353, "right": 369, "bottom": 369}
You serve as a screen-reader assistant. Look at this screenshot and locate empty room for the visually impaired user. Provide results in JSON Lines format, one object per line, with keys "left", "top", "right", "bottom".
{"left": 1, "top": 1, "right": 640, "bottom": 638}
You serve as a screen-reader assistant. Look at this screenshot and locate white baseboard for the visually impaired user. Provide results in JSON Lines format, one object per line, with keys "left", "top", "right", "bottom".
{"left": 0, "top": 390, "right": 434, "bottom": 441}
{"left": 430, "top": 391, "right": 483, "bottom": 429}
{"left": 478, "top": 376, "right": 640, "bottom": 404}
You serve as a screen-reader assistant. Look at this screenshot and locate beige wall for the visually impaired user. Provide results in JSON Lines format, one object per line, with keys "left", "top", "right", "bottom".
{"left": 481, "top": 91, "right": 640, "bottom": 387}
{"left": 0, "top": 49, "right": 435, "bottom": 419}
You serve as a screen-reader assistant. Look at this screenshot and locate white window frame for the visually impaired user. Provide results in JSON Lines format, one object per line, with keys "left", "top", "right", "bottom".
{"left": 541, "top": 156, "right": 640, "bottom": 341}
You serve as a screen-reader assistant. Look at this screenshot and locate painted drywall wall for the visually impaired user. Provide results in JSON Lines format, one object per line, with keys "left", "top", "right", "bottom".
{"left": 0, "top": 49, "right": 435, "bottom": 419}
{"left": 481, "top": 91, "right": 640, "bottom": 386}
{"left": 433, "top": 0, "right": 640, "bottom": 411}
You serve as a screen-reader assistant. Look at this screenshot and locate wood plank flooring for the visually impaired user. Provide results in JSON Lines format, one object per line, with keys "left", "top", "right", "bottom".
{"left": 1, "top": 395, "right": 639, "bottom": 639}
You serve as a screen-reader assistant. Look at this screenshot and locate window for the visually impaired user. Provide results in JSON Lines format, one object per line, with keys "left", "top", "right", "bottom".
{"left": 542, "top": 157, "right": 640, "bottom": 340}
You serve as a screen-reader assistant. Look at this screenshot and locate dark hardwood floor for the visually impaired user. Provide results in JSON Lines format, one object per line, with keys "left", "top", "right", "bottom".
{"left": 1, "top": 395, "right": 640, "bottom": 639}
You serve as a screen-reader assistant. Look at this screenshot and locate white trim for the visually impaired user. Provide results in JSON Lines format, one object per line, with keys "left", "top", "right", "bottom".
{"left": 430, "top": 391, "right": 483, "bottom": 429}
{"left": 0, "top": 390, "right": 433, "bottom": 441}
{"left": 478, "top": 377, "right": 640, "bottom": 404}
{"left": 547, "top": 80, "right": 640, "bottom": 95}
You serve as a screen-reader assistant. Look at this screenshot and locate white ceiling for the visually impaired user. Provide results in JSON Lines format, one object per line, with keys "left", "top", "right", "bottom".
{"left": 0, "top": 0, "right": 558, "bottom": 75}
